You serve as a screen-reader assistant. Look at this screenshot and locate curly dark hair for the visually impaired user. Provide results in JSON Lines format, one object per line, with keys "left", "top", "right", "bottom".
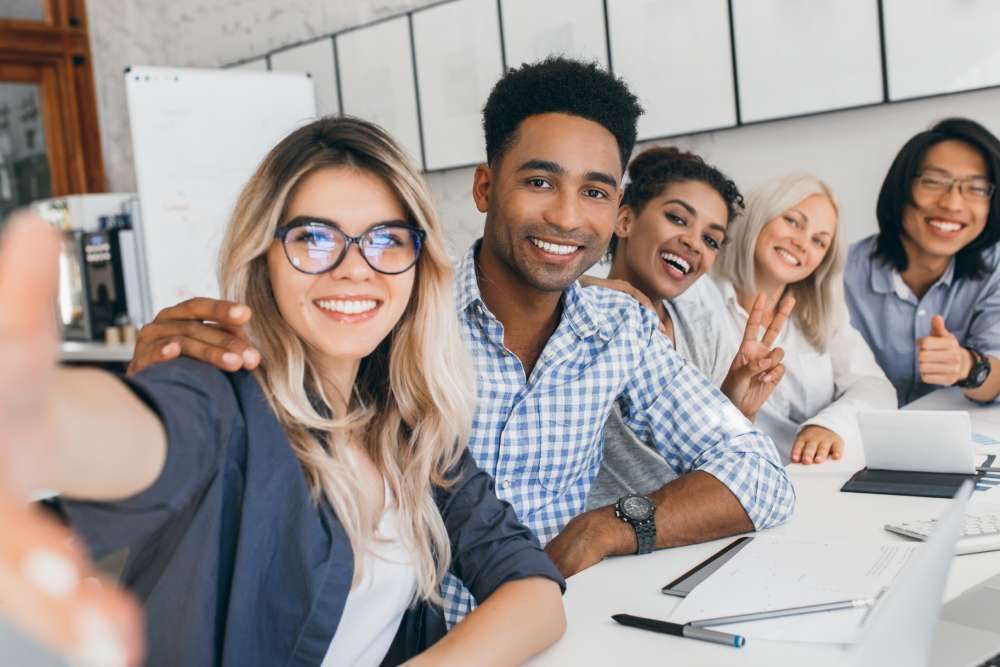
{"left": 606, "top": 146, "right": 744, "bottom": 258}
{"left": 482, "top": 57, "right": 643, "bottom": 172}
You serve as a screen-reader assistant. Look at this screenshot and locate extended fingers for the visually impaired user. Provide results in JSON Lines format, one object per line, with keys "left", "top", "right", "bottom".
{"left": 0, "top": 213, "right": 61, "bottom": 338}
{"left": 742, "top": 293, "right": 767, "bottom": 344}
{"left": 762, "top": 295, "right": 795, "bottom": 348}
{"left": 129, "top": 320, "right": 259, "bottom": 376}
{"left": 154, "top": 297, "right": 252, "bottom": 334}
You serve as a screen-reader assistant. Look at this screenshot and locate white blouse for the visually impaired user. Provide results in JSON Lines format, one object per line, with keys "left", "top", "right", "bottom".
{"left": 322, "top": 485, "right": 418, "bottom": 667}
{"left": 673, "top": 276, "right": 897, "bottom": 462}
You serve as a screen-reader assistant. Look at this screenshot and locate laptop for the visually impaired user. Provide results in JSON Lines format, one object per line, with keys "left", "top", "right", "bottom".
{"left": 850, "top": 481, "right": 1000, "bottom": 667}
{"left": 859, "top": 410, "right": 975, "bottom": 474}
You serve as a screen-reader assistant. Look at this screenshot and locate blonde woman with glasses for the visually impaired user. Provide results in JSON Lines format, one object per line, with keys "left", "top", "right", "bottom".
{"left": 701, "top": 173, "right": 896, "bottom": 464}
{"left": 0, "top": 117, "right": 564, "bottom": 667}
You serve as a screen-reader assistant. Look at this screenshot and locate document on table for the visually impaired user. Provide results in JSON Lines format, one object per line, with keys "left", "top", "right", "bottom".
{"left": 668, "top": 535, "right": 918, "bottom": 644}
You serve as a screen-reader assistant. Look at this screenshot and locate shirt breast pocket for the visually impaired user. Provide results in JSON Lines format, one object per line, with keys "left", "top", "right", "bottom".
{"left": 537, "top": 413, "right": 603, "bottom": 495}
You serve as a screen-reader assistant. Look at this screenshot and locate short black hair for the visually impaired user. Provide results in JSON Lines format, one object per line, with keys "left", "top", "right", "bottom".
{"left": 607, "top": 146, "right": 744, "bottom": 259}
{"left": 482, "top": 57, "right": 643, "bottom": 172}
{"left": 875, "top": 117, "right": 1000, "bottom": 280}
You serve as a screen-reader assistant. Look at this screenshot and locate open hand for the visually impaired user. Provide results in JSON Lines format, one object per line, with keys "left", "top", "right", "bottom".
{"left": 791, "top": 425, "right": 844, "bottom": 464}
{"left": 917, "top": 315, "right": 971, "bottom": 386}
{"left": 720, "top": 293, "right": 795, "bottom": 421}
{"left": 0, "top": 493, "right": 143, "bottom": 666}
{"left": 128, "top": 297, "right": 261, "bottom": 376}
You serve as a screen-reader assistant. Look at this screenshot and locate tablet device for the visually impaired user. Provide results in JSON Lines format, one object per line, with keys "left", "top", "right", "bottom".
{"left": 660, "top": 536, "right": 753, "bottom": 597}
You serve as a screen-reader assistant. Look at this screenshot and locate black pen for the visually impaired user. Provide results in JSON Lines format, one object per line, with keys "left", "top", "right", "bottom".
{"left": 612, "top": 613, "right": 746, "bottom": 648}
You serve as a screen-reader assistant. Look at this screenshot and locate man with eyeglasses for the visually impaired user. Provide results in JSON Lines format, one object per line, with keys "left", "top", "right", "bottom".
{"left": 845, "top": 117, "right": 1000, "bottom": 405}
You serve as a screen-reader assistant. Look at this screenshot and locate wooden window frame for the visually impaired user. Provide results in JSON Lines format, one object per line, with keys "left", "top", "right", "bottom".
{"left": 0, "top": 0, "right": 105, "bottom": 195}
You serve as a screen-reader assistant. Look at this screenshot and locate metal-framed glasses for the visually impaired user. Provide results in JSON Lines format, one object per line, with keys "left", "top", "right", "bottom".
{"left": 274, "top": 218, "right": 426, "bottom": 275}
{"left": 915, "top": 170, "right": 996, "bottom": 200}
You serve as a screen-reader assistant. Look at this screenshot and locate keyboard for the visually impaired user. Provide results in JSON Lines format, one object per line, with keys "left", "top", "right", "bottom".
{"left": 885, "top": 512, "right": 1000, "bottom": 555}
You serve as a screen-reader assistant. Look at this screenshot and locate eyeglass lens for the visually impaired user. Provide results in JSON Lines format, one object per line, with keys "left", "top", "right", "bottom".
{"left": 284, "top": 223, "right": 421, "bottom": 274}
{"left": 917, "top": 173, "right": 995, "bottom": 199}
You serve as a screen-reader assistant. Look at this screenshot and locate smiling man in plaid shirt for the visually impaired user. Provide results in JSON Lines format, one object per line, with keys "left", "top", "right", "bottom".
{"left": 125, "top": 58, "right": 794, "bottom": 630}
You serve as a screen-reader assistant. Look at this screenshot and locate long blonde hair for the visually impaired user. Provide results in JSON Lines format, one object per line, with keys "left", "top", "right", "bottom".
{"left": 218, "top": 117, "right": 476, "bottom": 600}
{"left": 712, "top": 172, "right": 845, "bottom": 351}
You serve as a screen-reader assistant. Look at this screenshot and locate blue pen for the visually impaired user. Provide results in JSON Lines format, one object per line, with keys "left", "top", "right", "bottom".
{"left": 612, "top": 613, "right": 746, "bottom": 648}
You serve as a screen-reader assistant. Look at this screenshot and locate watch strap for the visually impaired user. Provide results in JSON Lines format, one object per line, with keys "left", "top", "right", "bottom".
{"left": 633, "top": 518, "right": 656, "bottom": 555}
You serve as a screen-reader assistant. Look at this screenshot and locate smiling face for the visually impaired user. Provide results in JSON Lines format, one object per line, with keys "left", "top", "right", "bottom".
{"left": 901, "top": 139, "right": 991, "bottom": 265}
{"left": 475, "top": 112, "right": 623, "bottom": 293}
{"left": 614, "top": 180, "right": 729, "bottom": 301}
{"left": 753, "top": 194, "right": 837, "bottom": 288}
{"left": 267, "top": 166, "right": 416, "bottom": 372}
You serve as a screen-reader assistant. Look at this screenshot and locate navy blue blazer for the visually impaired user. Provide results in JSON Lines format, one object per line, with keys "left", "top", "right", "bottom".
{"left": 56, "top": 359, "right": 563, "bottom": 666}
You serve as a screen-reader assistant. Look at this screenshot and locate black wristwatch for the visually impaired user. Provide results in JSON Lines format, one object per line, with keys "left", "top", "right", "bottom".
{"left": 615, "top": 494, "right": 656, "bottom": 555}
{"left": 955, "top": 347, "right": 991, "bottom": 389}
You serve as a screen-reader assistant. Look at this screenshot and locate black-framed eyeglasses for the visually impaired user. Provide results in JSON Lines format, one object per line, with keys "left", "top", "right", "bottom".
{"left": 274, "top": 218, "right": 426, "bottom": 275}
{"left": 914, "top": 171, "right": 996, "bottom": 200}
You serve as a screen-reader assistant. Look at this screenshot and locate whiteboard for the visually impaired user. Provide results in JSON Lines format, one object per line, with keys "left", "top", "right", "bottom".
{"left": 883, "top": 0, "right": 1000, "bottom": 100}
{"left": 269, "top": 38, "right": 340, "bottom": 117}
{"left": 337, "top": 17, "right": 424, "bottom": 168}
{"left": 607, "top": 0, "right": 736, "bottom": 140}
{"left": 232, "top": 57, "right": 268, "bottom": 71}
{"left": 500, "top": 0, "right": 607, "bottom": 69}
{"left": 731, "top": 0, "right": 883, "bottom": 123}
{"left": 125, "top": 67, "right": 316, "bottom": 315}
{"left": 412, "top": 0, "right": 503, "bottom": 170}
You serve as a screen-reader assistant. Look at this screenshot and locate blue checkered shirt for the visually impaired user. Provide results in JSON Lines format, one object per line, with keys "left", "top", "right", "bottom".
{"left": 442, "top": 243, "right": 795, "bottom": 626}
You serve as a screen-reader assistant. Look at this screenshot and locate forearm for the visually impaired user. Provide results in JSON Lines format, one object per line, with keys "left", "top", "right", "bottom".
{"left": 963, "top": 355, "right": 1000, "bottom": 403}
{"left": 43, "top": 368, "right": 166, "bottom": 500}
{"left": 596, "top": 471, "right": 755, "bottom": 557}
{"left": 406, "top": 578, "right": 565, "bottom": 667}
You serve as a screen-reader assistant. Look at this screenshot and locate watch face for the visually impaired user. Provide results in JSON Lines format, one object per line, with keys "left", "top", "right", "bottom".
{"left": 973, "top": 365, "right": 990, "bottom": 387}
{"left": 622, "top": 495, "right": 654, "bottom": 521}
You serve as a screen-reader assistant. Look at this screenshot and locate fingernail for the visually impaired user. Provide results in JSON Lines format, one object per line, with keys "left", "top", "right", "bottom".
{"left": 22, "top": 549, "right": 79, "bottom": 598}
{"left": 222, "top": 352, "right": 241, "bottom": 367}
{"left": 161, "top": 343, "right": 177, "bottom": 357}
{"left": 73, "top": 607, "right": 127, "bottom": 667}
{"left": 243, "top": 349, "right": 259, "bottom": 365}
{"left": 230, "top": 305, "right": 248, "bottom": 319}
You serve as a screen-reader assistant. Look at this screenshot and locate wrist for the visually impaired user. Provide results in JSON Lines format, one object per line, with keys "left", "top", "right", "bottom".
{"left": 598, "top": 505, "right": 638, "bottom": 556}
{"left": 960, "top": 347, "right": 975, "bottom": 380}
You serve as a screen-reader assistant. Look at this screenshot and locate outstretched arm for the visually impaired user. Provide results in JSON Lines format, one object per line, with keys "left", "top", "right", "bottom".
{"left": 0, "top": 214, "right": 165, "bottom": 501}
{"left": 406, "top": 578, "right": 564, "bottom": 667}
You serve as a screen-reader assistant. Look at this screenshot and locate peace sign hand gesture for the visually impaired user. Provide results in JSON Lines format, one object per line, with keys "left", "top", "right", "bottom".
{"left": 719, "top": 293, "right": 795, "bottom": 422}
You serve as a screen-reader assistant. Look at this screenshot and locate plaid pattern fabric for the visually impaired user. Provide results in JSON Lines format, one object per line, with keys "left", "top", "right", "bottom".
{"left": 442, "top": 243, "right": 795, "bottom": 626}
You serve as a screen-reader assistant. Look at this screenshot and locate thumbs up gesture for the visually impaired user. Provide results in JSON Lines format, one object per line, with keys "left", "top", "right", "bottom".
{"left": 917, "top": 315, "right": 972, "bottom": 386}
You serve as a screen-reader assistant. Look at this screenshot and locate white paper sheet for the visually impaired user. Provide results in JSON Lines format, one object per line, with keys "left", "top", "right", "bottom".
{"left": 668, "top": 536, "right": 918, "bottom": 643}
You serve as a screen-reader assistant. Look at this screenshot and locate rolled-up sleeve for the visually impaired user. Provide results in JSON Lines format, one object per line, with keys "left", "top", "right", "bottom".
{"left": 618, "top": 332, "right": 796, "bottom": 530}
{"left": 54, "top": 359, "right": 239, "bottom": 558}
{"left": 437, "top": 450, "right": 565, "bottom": 604}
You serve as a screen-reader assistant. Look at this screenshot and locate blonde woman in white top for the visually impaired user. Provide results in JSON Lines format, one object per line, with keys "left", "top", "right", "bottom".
{"left": 703, "top": 173, "right": 897, "bottom": 464}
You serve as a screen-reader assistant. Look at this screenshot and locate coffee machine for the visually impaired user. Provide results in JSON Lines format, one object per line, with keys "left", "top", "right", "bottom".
{"left": 58, "top": 227, "right": 130, "bottom": 341}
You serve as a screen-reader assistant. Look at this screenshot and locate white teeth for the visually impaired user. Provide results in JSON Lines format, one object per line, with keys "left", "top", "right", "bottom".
{"left": 530, "top": 237, "right": 578, "bottom": 255}
{"left": 660, "top": 252, "right": 691, "bottom": 274}
{"left": 929, "top": 219, "right": 962, "bottom": 232}
{"left": 316, "top": 299, "right": 378, "bottom": 314}
{"left": 776, "top": 248, "right": 801, "bottom": 266}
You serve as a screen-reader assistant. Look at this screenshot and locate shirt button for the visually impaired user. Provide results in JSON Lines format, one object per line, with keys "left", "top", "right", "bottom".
{"left": 918, "top": 309, "right": 926, "bottom": 316}
{"left": 501, "top": 479, "right": 511, "bottom": 490}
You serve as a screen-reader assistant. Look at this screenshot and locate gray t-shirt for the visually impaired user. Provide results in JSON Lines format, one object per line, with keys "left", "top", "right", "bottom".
{"left": 587, "top": 291, "right": 722, "bottom": 509}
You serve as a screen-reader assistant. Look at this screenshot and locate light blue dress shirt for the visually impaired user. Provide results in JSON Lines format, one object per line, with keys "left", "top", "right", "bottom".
{"left": 440, "top": 242, "right": 795, "bottom": 626}
{"left": 844, "top": 234, "right": 1000, "bottom": 405}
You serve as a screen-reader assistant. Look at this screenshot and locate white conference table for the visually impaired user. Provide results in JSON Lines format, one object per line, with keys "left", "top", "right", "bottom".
{"left": 527, "top": 389, "right": 1000, "bottom": 666}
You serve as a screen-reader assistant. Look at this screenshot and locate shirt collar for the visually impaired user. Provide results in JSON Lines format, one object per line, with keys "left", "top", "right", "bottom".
{"left": 871, "top": 254, "right": 955, "bottom": 298}
{"left": 455, "top": 239, "right": 612, "bottom": 341}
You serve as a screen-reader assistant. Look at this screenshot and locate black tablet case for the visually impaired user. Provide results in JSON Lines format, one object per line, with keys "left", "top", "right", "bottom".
{"left": 841, "top": 467, "right": 980, "bottom": 498}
